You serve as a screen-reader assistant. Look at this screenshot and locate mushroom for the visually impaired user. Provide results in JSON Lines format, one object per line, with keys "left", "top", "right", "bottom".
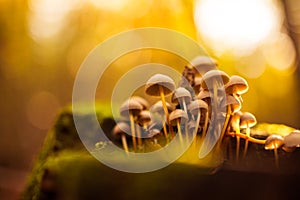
{"left": 145, "top": 74, "right": 176, "bottom": 135}
{"left": 169, "top": 109, "right": 189, "bottom": 148}
{"left": 188, "top": 100, "right": 208, "bottom": 143}
{"left": 120, "top": 99, "right": 143, "bottom": 151}
{"left": 193, "top": 77, "right": 202, "bottom": 95}
{"left": 134, "top": 110, "right": 152, "bottom": 148}
{"left": 145, "top": 128, "right": 163, "bottom": 152}
{"left": 240, "top": 112, "right": 257, "bottom": 159}
{"left": 112, "top": 122, "right": 130, "bottom": 153}
{"left": 172, "top": 87, "right": 192, "bottom": 113}
{"left": 130, "top": 96, "right": 150, "bottom": 110}
{"left": 189, "top": 56, "right": 218, "bottom": 77}
{"left": 200, "top": 70, "right": 229, "bottom": 116}
{"left": 230, "top": 111, "right": 243, "bottom": 163}
{"left": 150, "top": 100, "right": 174, "bottom": 140}
{"left": 265, "top": 134, "right": 284, "bottom": 168}
{"left": 225, "top": 75, "right": 249, "bottom": 103}
{"left": 219, "top": 95, "right": 241, "bottom": 147}
{"left": 282, "top": 130, "right": 300, "bottom": 152}
{"left": 196, "top": 90, "right": 211, "bottom": 136}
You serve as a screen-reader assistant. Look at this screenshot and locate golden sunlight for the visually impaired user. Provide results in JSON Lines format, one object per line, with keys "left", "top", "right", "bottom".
{"left": 194, "top": 0, "right": 282, "bottom": 55}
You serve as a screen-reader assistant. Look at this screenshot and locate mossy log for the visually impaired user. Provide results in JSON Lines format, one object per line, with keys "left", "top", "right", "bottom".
{"left": 22, "top": 108, "right": 300, "bottom": 200}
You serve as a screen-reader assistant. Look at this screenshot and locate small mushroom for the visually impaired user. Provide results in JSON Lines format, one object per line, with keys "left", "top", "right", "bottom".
{"left": 135, "top": 110, "right": 151, "bottom": 148}
{"left": 230, "top": 111, "right": 243, "bottom": 163}
{"left": 189, "top": 56, "right": 218, "bottom": 77}
{"left": 200, "top": 70, "right": 229, "bottom": 116}
{"left": 145, "top": 74, "right": 176, "bottom": 135}
{"left": 282, "top": 130, "right": 300, "bottom": 152}
{"left": 197, "top": 89, "right": 211, "bottom": 134}
{"left": 193, "top": 77, "right": 202, "bottom": 95}
{"left": 150, "top": 100, "right": 174, "bottom": 140}
{"left": 120, "top": 99, "right": 143, "bottom": 151}
{"left": 188, "top": 100, "right": 208, "bottom": 142}
{"left": 225, "top": 75, "right": 249, "bottom": 103}
{"left": 172, "top": 87, "right": 192, "bottom": 113}
{"left": 219, "top": 95, "right": 241, "bottom": 147}
{"left": 145, "top": 128, "right": 162, "bottom": 152}
{"left": 265, "top": 134, "right": 284, "bottom": 168}
{"left": 169, "top": 109, "right": 189, "bottom": 148}
{"left": 130, "top": 96, "right": 150, "bottom": 110}
{"left": 240, "top": 112, "right": 257, "bottom": 159}
{"left": 112, "top": 122, "right": 130, "bottom": 153}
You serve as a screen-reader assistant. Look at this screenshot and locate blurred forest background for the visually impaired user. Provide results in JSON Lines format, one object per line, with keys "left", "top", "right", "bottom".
{"left": 1, "top": 0, "right": 300, "bottom": 199}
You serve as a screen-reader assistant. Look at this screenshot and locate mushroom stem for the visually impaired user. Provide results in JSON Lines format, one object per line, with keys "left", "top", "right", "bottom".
{"left": 243, "top": 124, "right": 250, "bottom": 159}
{"left": 236, "top": 136, "right": 240, "bottom": 163}
{"left": 129, "top": 111, "right": 137, "bottom": 151}
{"left": 159, "top": 85, "right": 173, "bottom": 136}
{"left": 194, "top": 112, "right": 201, "bottom": 146}
{"left": 218, "top": 105, "right": 231, "bottom": 148}
{"left": 227, "top": 132, "right": 265, "bottom": 144}
{"left": 182, "top": 98, "right": 188, "bottom": 114}
{"left": 162, "top": 122, "right": 169, "bottom": 142}
{"left": 185, "top": 122, "right": 189, "bottom": 145}
{"left": 121, "top": 134, "right": 129, "bottom": 154}
{"left": 201, "top": 110, "right": 209, "bottom": 141}
{"left": 176, "top": 119, "right": 184, "bottom": 149}
{"left": 274, "top": 148, "right": 279, "bottom": 169}
{"left": 234, "top": 119, "right": 241, "bottom": 163}
{"left": 136, "top": 124, "right": 143, "bottom": 149}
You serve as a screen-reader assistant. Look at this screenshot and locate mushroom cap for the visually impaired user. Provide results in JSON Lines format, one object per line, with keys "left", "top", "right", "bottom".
{"left": 137, "top": 110, "right": 152, "bottom": 125}
{"left": 225, "top": 75, "right": 249, "bottom": 95}
{"left": 265, "top": 134, "right": 284, "bottom": 150}
{"left": 193, "top": 77, "right": 202, "bottom": 94}
{"left": 147, "top": 128, "right": 161, "bottom": 138}
{"left": 221, "top": 95, "right": 241, "bottom": 113}
{"left": 197, "top": 90, "right": 211, "bottom": 101}
{"left": 120, "top": 99, "right": 143, "bottom": 117}
{"left": 283, "top": 130, "right": 300, "bottom": 148}
{"left": 188, "top": 99, "right": 208, "bottom": 116}
{"left": 189, "top": 56, "right": 217, "bottom": 75}
{"left": 239, "top": 112, "right": 257, "bottom": 129}
{"left": 200, "top": 70, "right": 230, "bottom": 90}
{"left": 130, "top": 96, "right": 150, "bottom": 110}
{"left": 112, "top": 122, "right": 130, "bottom": 139}
{"left": 150, "top": 100, "right": 174, "bottom": 115}
{"left": 169, "top": 109, "right": 189, "bottom": 125}
{"left": 188, "top": 120, "right": 197, "bottom": 133}
{"left": 171, "top": 87, "right": 192, "bottom": 104}
{"left": 145, "top": 74, "right": 175, "bottom": 96}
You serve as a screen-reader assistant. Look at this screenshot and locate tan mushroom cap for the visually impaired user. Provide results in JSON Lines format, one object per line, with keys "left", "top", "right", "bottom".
{"left": 145, "top": 74, "right": 176, "bottom": 96}
{"left": 120, "top": 99, "right": 143, "bottom": 117}
{"left": 112, "top": 122, "right": 130, "bottom": 138}
{"left": 148, "top": 128, "right": 161, "bottom": 138}
{"left": 193, "top": 77, "right": 202, "bottom": 94}
{"left": 188, "top": 99, "right": 208, "bottom": 116}
{"left": 265, "top": 134, "right": 284, "bottom": 150}
{"left": 171, "top": 87, "right": 192, "bottom": 104}
{"left": 189, "top": 56, "right": 218, "bottom": 76}
{"left": 283, "top": 130, "right": 300, "bottom": 149}
{"left": 197, "top": 90, "right": 211, "bottom": 101}
{"left": 200, "top": 70, "right": 230, "bottom": 90}
{"left": 137, "top": 110, "right": 152, "bottom": 125}
{"left": 130, "top": 96, "right": 150, "bottom": 110}
{"left": 150, "top": 100, "right": 174, "bottom": 115}
{"left": 188, "top": 120, "right": 197, "bottom": 133}
{"left": 239, "top": 112, "right": 257, "bottom": 129}
{"left": 225, "top": 75, "right": 249, "bottom": 95}
{"left": 221, "top": 95, "right": 241, "bottom": 113}
{"left": 169, "top": 109, "right": 188, "bottom": 126}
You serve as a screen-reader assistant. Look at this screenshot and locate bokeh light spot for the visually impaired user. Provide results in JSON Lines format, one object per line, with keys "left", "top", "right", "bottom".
{"left": 26, "top": 91, "right": 60, "bottom": 130}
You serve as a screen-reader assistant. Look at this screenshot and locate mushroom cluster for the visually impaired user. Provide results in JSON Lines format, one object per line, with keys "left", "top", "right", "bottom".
{"left": 108, "top": 56, "right": 300, "bottom": 169}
